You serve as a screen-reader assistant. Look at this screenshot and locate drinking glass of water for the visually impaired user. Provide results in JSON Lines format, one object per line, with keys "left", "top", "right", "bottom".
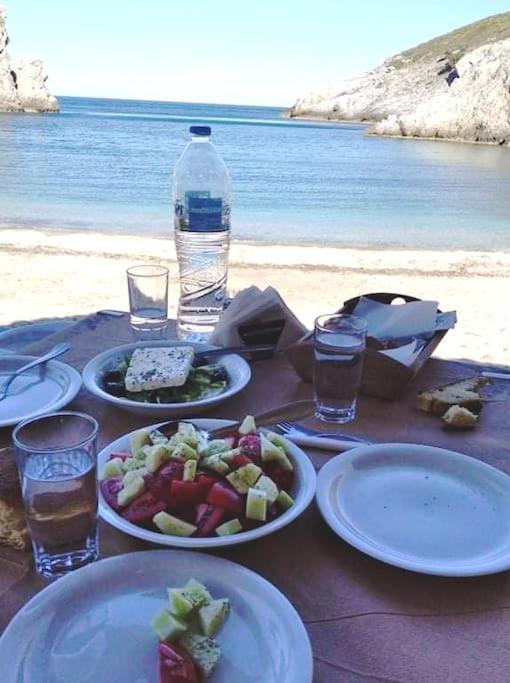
{"left": 314, "top": 314, "right": 368, "bottom": 424}
{"left": 13, "top": 412, "right": 99, "bottom": 579}
{"left": 127, "top": 264, "right": 169, "bottom": 339}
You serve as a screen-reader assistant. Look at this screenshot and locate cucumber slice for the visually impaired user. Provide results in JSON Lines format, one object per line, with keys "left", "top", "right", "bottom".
{"left": 117, "top": 476, "right": 145, "bottom": 507}
{"left": 172, "top": 442, "right": 199, "bottom": 461}
{"left": 130, "top": 429, "right": 151, "bottom": 456}
{"left": 149, "top": 429, "right": 168, "bottom": 445}
{"left": 238, "top": 415, "right": 256, "bottom": 435}
{"left": 201, "top": 439, "right": 230, "bottom": 457}
{"left": 226, "top": 463, "right": 262, "bottom": 494}
{"left": 246, "top": 488, "right": 267, "bottom": 521}
{"left": 253, "top": 475, "right": 279, "bottom": 504}
{"left": 215, "top": 518, "right": 242, "bottom": 537}
{"left": 122, "top": 467, "right": 148, "bottom": 486}
{"left": 145, "top": 444, "right": 171, "bottom": 473}
{"left": 100, "top": 457, "right": 124, "bottom": 479}
{"left": 198, "top": 598, "right": 230, "bottom": 636}
{"left": 182, "top": 578, "right": 212, "bottom": 608}
{"left": 153, "top": 512, "right": 197, "bottom": 537}
{"left": 150, "top": 608, "right": 187, "bottom": 642}
{"left": 121, "top": 456, "right": 146, "bottom": 472}
{"left": 183, "top": 459, "right": 197, "bottom": 482}
{"left": 265, "top": 430, "right": 292, "bottom": 454}
{"left": 202, "top": 454, "right": 230, "bottom": 475}
{"left": 277, "top": 490, "right": 295, "bottom": 510}
{"left": 219, "top": 448, "right": 242, "bottom": 464}
{"left": 260, "top": 434, "right": 294, "bottom": 471}
{"left": 177, "top": 422, "right": 199, "bottom": 448}
{"left": 167, "top": 588, "right": 195, "bottom": 618}
{"left": 179, "top": 632, "right": 220, "bottom": 679}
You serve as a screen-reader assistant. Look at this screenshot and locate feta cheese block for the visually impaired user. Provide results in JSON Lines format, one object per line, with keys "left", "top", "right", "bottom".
{"left": 125, "top": 347, "right": 195, "bottom": 392}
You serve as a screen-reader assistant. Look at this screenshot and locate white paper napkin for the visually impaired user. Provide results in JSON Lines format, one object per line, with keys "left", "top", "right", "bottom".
{"left": 209, "top": 286, "right": 308, "bottom": 350}
{"left": 285, "top": 433, "right": 363, "bottom": 452}
{"left": 353, "top": 296, "right": 439, "bottom": 339}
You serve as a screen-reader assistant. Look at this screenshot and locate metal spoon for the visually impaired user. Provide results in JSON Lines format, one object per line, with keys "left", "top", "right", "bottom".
{"left": 0, "top": 342, "right": 70, "bottom": 401}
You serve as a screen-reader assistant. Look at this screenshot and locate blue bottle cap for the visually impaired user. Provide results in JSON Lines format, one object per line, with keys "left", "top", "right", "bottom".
{"left": 190, "top": 125, "right": 211, "bottom": 136}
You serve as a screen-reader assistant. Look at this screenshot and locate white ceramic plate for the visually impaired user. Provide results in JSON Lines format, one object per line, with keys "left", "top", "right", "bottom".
{"left": 316, "top": 443, "right": 510, "bottom": 576}
{"left": 0, "top": 320, "right": 71, "bottom": 354}
{"left": 0, "top": 355, "right": 82, "bottom": 428}
{"left": 82, "top": 341, "right": 252, "bottom": 418}
{"left": 99, "top": 419, "right": 317, "bottom": 548}
{"left": 0, "top": 549, "right": 313, "bottom": 682}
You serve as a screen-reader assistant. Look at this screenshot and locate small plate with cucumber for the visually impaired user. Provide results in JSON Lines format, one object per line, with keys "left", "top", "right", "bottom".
{"left": 0, "top": 550, "right": 314, "bottom": 682}
{"left": 98, "top": 415, "right": 316, "bottom": 548}
{"left": 82, "top": 340, "right": 252, "bottom": 418}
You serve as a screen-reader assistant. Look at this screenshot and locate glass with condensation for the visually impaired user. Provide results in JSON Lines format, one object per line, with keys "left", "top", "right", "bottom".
{"left": 13, "top": 412, "right": 99, "bottom": 579}
{"left": 314, "top": 314, "right": 368, "bottom": 423}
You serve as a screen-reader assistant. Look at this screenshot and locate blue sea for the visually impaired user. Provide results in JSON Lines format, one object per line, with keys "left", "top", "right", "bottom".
{"left": 1, "top": 96, "right": 510, "bottom": 250}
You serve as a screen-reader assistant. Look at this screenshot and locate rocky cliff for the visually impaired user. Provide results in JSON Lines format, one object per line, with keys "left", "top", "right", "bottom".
{"left": 289, "top": 12, "right": 510, "bottom": 145}
{"left": 0, "top": 5, "right": 58, "bottom": 113}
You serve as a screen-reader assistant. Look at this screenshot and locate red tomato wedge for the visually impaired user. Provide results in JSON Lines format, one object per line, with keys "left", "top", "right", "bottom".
{"left": 109, "top": 451, "right": 131, "bottom": 461}
{"left": 146, "top": 462, "right": 185, "bottom": 505}
{"left": 194, "top": 504, "right": 226, "bottom": 537}
{"left": 158, "top": 642, "right": 199, "bottom": 683}
{"left": 100, "top": 476, "right": 124, "bottom": 511}
{"left": 121, "top": 491, "right": 166, "bottom": 524}
{"left": 230, "top": 453, "right": 252, "bottom": 469}
{"left": 170, "top": 480, "right": 205, "bottom": 507}
{"left": 206, "top": 482, "right": 243, "bottom": 515}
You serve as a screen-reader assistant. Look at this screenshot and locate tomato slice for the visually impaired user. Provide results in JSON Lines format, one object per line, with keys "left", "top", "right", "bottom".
{"left": 158, "top": 642, "right": 199, "bottom": 683}
{"left": 99, "top": 476, "right": 124, "bottom": 511}
{"left": 109, "top": 451, "right": 131, "bottom": 461}
{"left": 121, "top": 491, "right": 166, "bottom": 524}
{"left": 206, "top": 482, "right": 243, "bottom": 515}
{"left": 194, "top": 504, "right": 226, "bottom": 537}
{"left": 196, "top": 473, "right": 219, "bottom": 495}
{"left": 146, "top": 462, "right": 185, "bottom": 505}
{"left": 170, "top": 480, "right": 205, "bottom": 507}
{"left": 231, "top": 453, "right": 252, "bottom": 469}
{"left": 262, "top": 462, "right": 293, "bottom": 491}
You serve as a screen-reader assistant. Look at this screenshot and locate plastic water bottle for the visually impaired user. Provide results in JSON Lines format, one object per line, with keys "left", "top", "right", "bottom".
{"left": 173, "top": 125, "right": 231, "bottom": 341}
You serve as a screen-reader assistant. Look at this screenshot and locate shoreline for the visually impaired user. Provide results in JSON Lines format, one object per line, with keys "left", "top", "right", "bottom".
{"left": 1, "top": 226, "right": 510, "bottom": 365}
{"left": 2, "top": 225, "right": 510, "bottom": 262}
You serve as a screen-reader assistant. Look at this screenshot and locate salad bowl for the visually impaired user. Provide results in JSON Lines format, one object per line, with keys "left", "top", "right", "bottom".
{"left": 82, "top": 340, "right": 251, "bottom": 418}
{"left": 98, "top": 418, "right": 317, "bottom": 548}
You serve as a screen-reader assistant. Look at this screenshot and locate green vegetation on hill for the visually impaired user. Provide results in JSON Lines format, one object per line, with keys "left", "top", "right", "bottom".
{"left": 390, "top": 11, "right": 510, "bottom": 67}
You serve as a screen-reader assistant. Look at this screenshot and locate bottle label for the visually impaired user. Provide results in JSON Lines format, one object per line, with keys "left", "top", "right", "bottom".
{"left": 183, "top": 192, "right": 224, "bottom": 232}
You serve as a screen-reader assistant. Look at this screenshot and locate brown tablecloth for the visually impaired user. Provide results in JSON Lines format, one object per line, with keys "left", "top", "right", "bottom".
{"left": 1, "top": 313, "right": 510, "bottom": 682}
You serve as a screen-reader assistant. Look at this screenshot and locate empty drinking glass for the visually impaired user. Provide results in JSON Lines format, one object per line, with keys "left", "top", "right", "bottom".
{"left": 13, "top": 412, "right": 99, "bottom": 579}
{"left": 127, "top": 264, "right": 169, "bottom": 339}
{"left": 314, "top": 314, "right": 368, "bottom": 423}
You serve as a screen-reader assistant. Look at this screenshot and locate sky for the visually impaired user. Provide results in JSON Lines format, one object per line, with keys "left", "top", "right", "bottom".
{"left": 4, "top": 0, "right": 510, "bottom": 106}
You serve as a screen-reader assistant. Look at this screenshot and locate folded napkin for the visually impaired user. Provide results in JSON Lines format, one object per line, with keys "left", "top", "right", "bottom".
{"left": 209, "top": 286, "right": 308, "bottom": 351}
{"left": 284, "top": 433, "right": 364, "bottom": 452}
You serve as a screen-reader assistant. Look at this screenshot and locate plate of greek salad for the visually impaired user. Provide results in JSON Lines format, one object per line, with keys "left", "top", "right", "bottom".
{"left": 0, "top": 550, "right": 314, "bottom": 682}
{"left": 82, "top": 341, "right": 251, "bottom": 417}
{"left": 98, "top": 415, "right": 316, "bottom": 547}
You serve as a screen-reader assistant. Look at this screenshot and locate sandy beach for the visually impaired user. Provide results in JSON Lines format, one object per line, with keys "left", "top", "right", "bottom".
{"left": 1, "top": 227, "right": 509, "bottom": 365}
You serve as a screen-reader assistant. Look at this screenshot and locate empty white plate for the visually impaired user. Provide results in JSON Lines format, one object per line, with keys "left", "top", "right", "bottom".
{"left": 0, "top": 550, "right": 313, "bottom": 682}
{"left": 316, "top": 443, "right": 510, "bottom": 576}
{"left": 0, "top": 355, "right": 82, "bottom": 428}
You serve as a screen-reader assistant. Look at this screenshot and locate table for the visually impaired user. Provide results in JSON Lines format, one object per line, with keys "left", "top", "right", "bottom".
{"left": 1, "top": 313, "right": 510, "bottom": 682}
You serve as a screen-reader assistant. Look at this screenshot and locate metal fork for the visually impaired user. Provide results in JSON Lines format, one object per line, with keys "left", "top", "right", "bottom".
{"left": 0, "top": 342, "right": 69, "bottom": 401}
{"left": 276, "top": 421, "right": 374, "bottom": 445}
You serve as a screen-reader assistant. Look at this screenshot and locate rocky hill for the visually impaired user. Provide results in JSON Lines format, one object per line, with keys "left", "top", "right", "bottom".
{"left": 0, "top": 5, "right": 58, "bottom": 112}
{"left": 289, "top": 12, "right": 510, "bottom": 145}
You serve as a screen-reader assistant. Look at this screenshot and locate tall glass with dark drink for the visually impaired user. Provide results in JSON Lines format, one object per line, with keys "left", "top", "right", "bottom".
{"left": 13, "top": 412, "right": 99, "bottom": 579}
{"left": 314, "top": 314, "right": 368, "bottom": 423}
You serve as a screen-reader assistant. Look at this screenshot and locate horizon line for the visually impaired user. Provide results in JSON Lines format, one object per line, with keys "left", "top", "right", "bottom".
{"left": 56, "top": 94, "right": 289, "bottom": 110}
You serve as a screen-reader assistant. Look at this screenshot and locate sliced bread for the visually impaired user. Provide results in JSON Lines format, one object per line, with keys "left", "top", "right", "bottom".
{"left": 416, "top": 376, "right": 489, "bottom": 417}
